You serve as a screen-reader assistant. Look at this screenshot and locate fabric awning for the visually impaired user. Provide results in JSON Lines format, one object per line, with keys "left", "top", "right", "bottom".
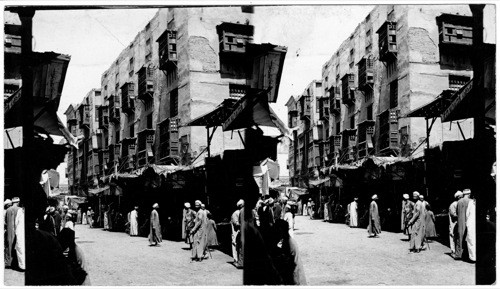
{"left": 222, "top": 90, "right": 290, "bottom": 136}
{"left": 88, "top": 186, "right": 110, "bottom": 195}
{"left": 183, "top": 98, "right": 238, "bottom": 127}
{"left": 309, "top": 177, "right": 330, "bottom": 187}
{"left": 441, "top": 78, "right": 476, "bottom": 122}
{"left": 404, "top": 89, "right": 457, "bottom": 119}
{"left": 4, "top": 51, "right": 76, "bottom": 148}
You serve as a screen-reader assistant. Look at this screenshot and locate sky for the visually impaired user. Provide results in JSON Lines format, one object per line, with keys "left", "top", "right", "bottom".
{"left": 25, "top": 5, "right": 375, "bottom": 185}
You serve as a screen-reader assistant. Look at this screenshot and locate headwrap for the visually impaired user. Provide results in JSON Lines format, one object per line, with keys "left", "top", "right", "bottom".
{"left": 403, "top": 194, "right": 409, "bottom": 200}
{"left": 11, "top": 197, "right": 20, "bottom": 203}
{"left": 4, "top": 199, "right": 12, "bottom": 206}
{"left": 152, "top": 203, "right": 159, "bottom": 209}
{"left": 184, "top": 202, "right": 191, "bottom": 208}
{"left": 371, "top": 194, "right": 378, "bottom": 200}
{"left": 454, "top": 191, "right": 463, "bottom": 198}
{"left": 462, "top": 189, "right": 471, "bottom": 195}
{"left": 419, "top": 195, "right": 424, "bottom": 199}
{"left": 195, "top": 200, "right": 202, "bottom": 206}
{"left": 412, "top": 191, "right": 419, "bottom": 197}
{"left": 237, "top": 199, "right": 244, "bottom": 207}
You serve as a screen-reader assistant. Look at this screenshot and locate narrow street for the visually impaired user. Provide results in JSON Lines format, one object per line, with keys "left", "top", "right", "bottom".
{"left": 75, "top": 224, "right": 242, "bottom": 286}
{"left": 292, "top": 215, "right": 475, "bottom": 285}
{"left": 73, "top": 215, "right": 475, "bottom": 286}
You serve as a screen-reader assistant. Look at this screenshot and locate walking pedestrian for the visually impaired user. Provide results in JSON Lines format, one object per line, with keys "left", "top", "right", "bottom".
{"left": 14, "top": 201, "right": 25, "bottom": 271}
{"left": 367, "top": 195, "right": 381, "bottom": 237}
{"left": 76, "top": 208, "right": 82, "bottom": 224}
{"left": 149, "top": 203, "right": 162, "bottom": 246}
{"left": 87, "top": 207, "right": 93, "bottom": 228}
{"left": 465, "top": 190, "right": 476, "bottom": 262}
{"left": 129, "top": 206, "right": 139, "bottom": 236}
{"left": 283, "top": 204, "right": 294, "bottom": 237}
{"left": 183, "top": 203, "right": 196, "bottom": 248}
{"left": 53, "top": 207, "right": 62, "bottom": 236}
{"left": 272, "top": 197, "right": 282, "bottom": 223}
{"left": 408, "top": 191, "right": 426, "bottom": 253}
{"left": 206, "top": 212, "right": 219, "bottom": 248}
{"left": 252, "top": 199, "right": 263, "bottom": 227}
{"left": 401, "top": 194, "right": 414, "bottom": 240}
{"left": 424, "top": 203, "right": 437, "bottom": 239}
{"left": 82, "top": 209, "right": 87, "bottom": 225}
{"left": 449, "top": 191, "right": 462, "bottom": 255}
{"left": 190, "top": 200, "right": 208, "bottom": 262}
{"left": 64, "top": 212, "right": 75, "bottom": 231}
{"left": 347, "top": 197, "right": 358, "bottom": 228}
{"left": 453, "top": 188, "right": 470, "bottom": 259}
{"left": 61, "top": 205, "right": 69, "bottom": 229}
{"left": 5, "top": 197, "right": 24, "bottom": 270}
{"left": 231, "top": 200, "right": 244, "bottom": 265}
{"left": 307, "top": 198, "right": 315, "bottom": 219}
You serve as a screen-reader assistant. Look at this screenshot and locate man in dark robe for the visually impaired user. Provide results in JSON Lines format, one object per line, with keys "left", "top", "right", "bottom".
{"left": 53, "top": 208, "right": 62, "bottom": 236}
{"left": 408, "top": 191, "right": 426, "bottom": 253}
{"left": 271, "top": 197, "right": 282, "bottom": 223}
{"left": 367, "top": 194, "right": 381, "bottom": 237}
{"left": 401, "top": 194, "right": 414, "bottom": 240}
{"left": 148, "top": 203, "right": 162, "bottom": 246}
{"left": 190, "top": 200, "right": 208, "bottom": 261}
{"left": 257, "top": 198, "right": 275, "bottom": 250}
{"left": 453, "top": 188, "right": 471, "bottom": 259}
{"left": 5, "top": 197, "right": 20, "bottom": 268}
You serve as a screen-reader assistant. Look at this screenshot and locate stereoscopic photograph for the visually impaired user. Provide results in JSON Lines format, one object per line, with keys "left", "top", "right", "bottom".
{"left": 3, "top": 2, "right": 496, "bottom": 286}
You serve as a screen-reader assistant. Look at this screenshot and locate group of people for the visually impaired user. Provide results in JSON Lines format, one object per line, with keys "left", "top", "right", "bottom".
{"left": 181, "top": 201, "right": 218, "bottom": 261}
{"left": 4, "top": 197, "right": 24, "bottom": 272}
{"left": 33, "top": 202, "right": 90, "bottom": 285}
{"left": 234, "top": 195, "right": 306, "bottom": 285}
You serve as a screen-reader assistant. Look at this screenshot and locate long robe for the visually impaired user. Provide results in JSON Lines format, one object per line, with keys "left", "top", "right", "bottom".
{"left": 348, "top": 201, "right": 358, "bottom": 227}
{"left": 230, "top": 209, "right": 241, "bottom": 262}
{"left": 148, "top": 209, "right": 162, "bottom": 244}
{"left": 82, "top": 212, "right": 87, "bottom": 225}
{"left": 284, "top": 211, "right": 294, "bottom": 237}
{"left": 206, "top": 219, "right": 219, "bottom": 247}
{"left": 401, "top": 200, "right": 414, "bottom": 235}
{"left": 129, "top": 209, "right": 139, "bottom": 236}
{"left": 5, "top": 204, "right": 20, "bottom": 267}
{"left": 455, "top": 195, "right": 470, "bottom": 258}
{"left": 53, "top": 211, "right": 62, "bottom": 236}
{"left": 183, "top": 209, "right": 196, "bottom": 243}
{"left": 409, "top": 200, "right": 425, "bottom": 250}
{"left": 15, "top": 208, "right": 25, "bottom": 270}
{"left": 191, "top": 209, "right": 208, "bottom": 259}
{"left": 466, "top": 199, "right": 476, "bottom": 261}
{"left": 367, "top": 200, "right": 381, "bottom": 235}
{"left": 424, "top": 210, "right": 437, "bottom": 237}
{"left": 103, "top": 211, "right": 109, "bottom": 230}
{"left": 448, "top": 200, "right": 458, "bottom": 253}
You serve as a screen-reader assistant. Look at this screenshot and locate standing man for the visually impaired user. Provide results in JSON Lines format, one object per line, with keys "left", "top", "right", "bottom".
{"left": 4, "top": 199, "right": 12, "bottom": 217}
{"left": 367, "top": 195, "right": 381, "bottom": 237}
{"left": 449, "top": 191, "right": 462, "bottom": 255}
{"left": 465, "top": 190, "right": 476, "bottom": 262}
{"left": 53, "top": 206, "right": 62, "bottom": 236}
{"left": 183, "top": 202, "right": 196, "bottom": 248}
{"left": 272, "top": 197, "right": 282, "bottom": 223}
{"left": 5, "top": 197, "right": 20, "bottom": 269}
{"left": 129, "top": 206, "right": 139, "bottom": 236}
{"left": 347, "top": 197, "right": 358, "bottom": 228}
{"left": 86, "top": 207, "right": 93, "bottom": 228}
{"left": 149, "top": 203, "right": 162, "bottom": 246}
{"left": 190, "top": 200, "right": 208, "bottom": 262}
{"left": 401, "top": 194, "right": 414, "bottom": 240}
{"left": 454, "top": 188, "right": 471, "bottom": 260}
{"left": 231, "top": 200, "right": 244, "bottom": 265}
{"left": 14, "top": 202, "right": 25, "bottom": 271}
{"left": 408, "top": 191, "right": 425, "bottom": 253}
{"left": 61, "top": 205, "right": 69, "bottom": 229}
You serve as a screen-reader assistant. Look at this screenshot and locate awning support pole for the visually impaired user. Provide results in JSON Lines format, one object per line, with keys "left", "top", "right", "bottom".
{"left": 237, "top": 130, "right": 246, "bottom": 148}
{"left": 206, "top": 126, "right": 218, "bottom": 158}
{"left": 456, "top": 121, "right": 467, "bottom": 140}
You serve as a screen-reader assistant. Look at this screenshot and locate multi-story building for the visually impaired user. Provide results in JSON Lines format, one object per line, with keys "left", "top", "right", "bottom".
{"left": 287, "top": 5, "right": 475, "bottom": 185}
{"left": 65, "top": 7, "right": 270, "bottom": 194}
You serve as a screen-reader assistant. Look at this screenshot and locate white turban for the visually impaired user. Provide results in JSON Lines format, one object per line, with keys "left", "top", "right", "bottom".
{"left": 463, "top": 189, "right": 471, "bottom": 195}
{"left": 195, "top": 200, "right": 202, "bottom": 206}
{"left": 152, "top": 203, "right": 159, "bottom": 209}
{"left": 403, "top": 194, "right": 409, "bottom": 200}
{"left": 237, "top": 199, "right": 244, "bottom": 207}
{"left": 184, "top": 202, "right": 191, "bottom": 208}
{"left": 412, "top": 191, "right": 419, "bottom": 197}
{"left": 4, "top": 199, "right": 12, "bottom": 206}
{"left": 371, "top": 194, "right": 378, "bottom": 200}
{"left": 454, "top": 191, "right": 463, "bottom": 198}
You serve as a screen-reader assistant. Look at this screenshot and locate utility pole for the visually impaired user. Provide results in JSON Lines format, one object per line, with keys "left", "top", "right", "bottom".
{"left": 18, "top": 7, "right": 36, "bottom": 285}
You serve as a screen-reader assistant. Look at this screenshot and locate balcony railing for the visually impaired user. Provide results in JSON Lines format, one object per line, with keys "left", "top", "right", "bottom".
{"left": 358, "top": 56, "right": 374, "bottom": 91}
{"left": 137, "top": 66, "right": 154, "bottom": 101}
{"left": 121, "top": 83, "right": 135, "bottom": 114}
{"left": 158, "top": 30, "right": 178, "bottom": 71}
{"left": 341, "top": 74, "right": 355, "bottom": 105}
{"left": 377, "top": 21, "right": 397, "bottom": 62}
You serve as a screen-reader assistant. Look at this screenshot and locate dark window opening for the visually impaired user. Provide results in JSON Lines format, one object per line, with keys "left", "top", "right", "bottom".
{"left": 170, "top": 88, "right": 178, "bottom": 117}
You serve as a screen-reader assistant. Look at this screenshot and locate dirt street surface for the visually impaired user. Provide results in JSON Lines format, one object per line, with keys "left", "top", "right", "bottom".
{"left": 292, "top": 215, "right": 475, "bottom": 285}
{"left": 75, "top": 224, "right": 242, "bottom": 286}
{"left": 4, "top": 268, "right": 24, "bottom": 286}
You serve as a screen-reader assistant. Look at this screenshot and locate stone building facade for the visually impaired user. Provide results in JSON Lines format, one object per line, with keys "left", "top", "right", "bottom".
{"left": 65, "top": 7, "right": 257, "bottom": 194}
{"left": 287, "top": 5, "right": 475, "bottom": 185}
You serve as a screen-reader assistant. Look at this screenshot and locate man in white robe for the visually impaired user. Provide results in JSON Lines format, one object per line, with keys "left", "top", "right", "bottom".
{"left": 347, "top": 198, "right": 358, "bottom": 228}
{"left": 466, "top": 192, "right": 476, "bottom": 262}
{"left": 129, "top": 206, "right": 139, "bottom": 236}
{"left": 15, "top": 206, "right": 25, "bottom": 270}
